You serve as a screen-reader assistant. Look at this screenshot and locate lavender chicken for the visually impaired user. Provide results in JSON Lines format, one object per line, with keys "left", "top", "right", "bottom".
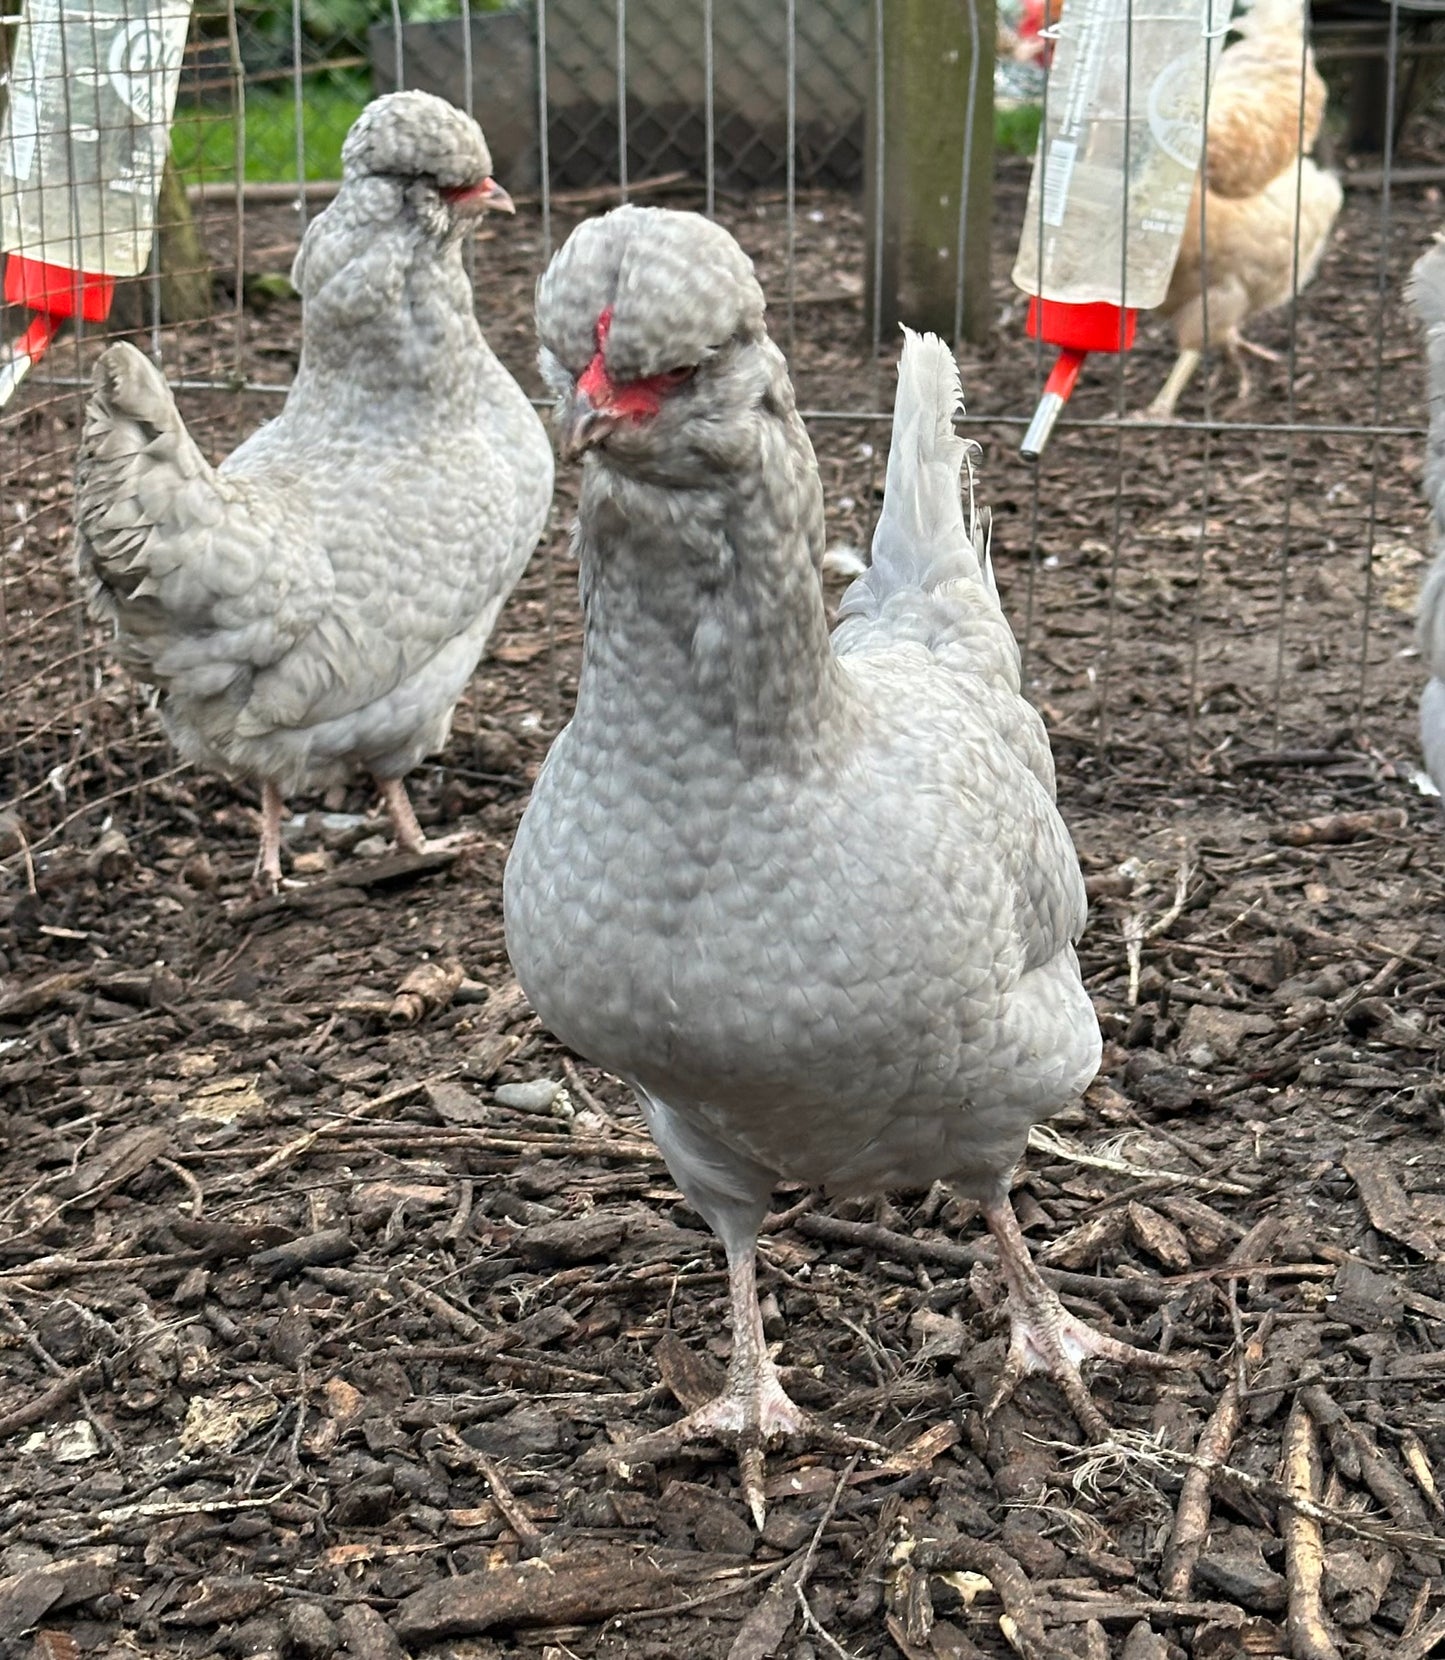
{"left": 1410, "top": 239, "right": 1445, "bottom": 795}
{"left": 75, "top": 91, "right": 553, "bottom": 888}
{"left": 505, "top": 206, "right": 1168, "bottom": 1522}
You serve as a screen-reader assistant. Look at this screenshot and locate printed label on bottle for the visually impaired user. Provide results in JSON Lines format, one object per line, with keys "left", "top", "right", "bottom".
{"left": 1040, "top": 137, "right": 1078, "bottom": 229}
{"left": 1, "top": 93, "right": 40, "bottom": 183}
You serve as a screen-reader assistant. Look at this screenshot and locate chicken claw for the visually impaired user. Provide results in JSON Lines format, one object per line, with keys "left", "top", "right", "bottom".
{"left": 983, "top": 1198, "right": 1180, "bottom": 1440}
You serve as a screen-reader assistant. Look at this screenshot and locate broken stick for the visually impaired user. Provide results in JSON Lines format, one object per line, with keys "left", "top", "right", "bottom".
{"left": 1281, "top": 1400, "right": 1341, "bottom": 1660}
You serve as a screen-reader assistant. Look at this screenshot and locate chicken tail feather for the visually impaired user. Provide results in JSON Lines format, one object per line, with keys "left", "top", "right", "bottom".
{"left": 832, "top": 328, "right": 1026, "bottom": 694}
{"left": 838, "top": 327, "right": 989, "bottom": 615}
{"left": 75, "top": 341, "right": 220, "bottom": 609}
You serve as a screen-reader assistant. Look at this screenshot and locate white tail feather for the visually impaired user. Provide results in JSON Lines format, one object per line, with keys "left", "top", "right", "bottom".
{"left": 836, "top": 328, "right": 991, "bottom": 625}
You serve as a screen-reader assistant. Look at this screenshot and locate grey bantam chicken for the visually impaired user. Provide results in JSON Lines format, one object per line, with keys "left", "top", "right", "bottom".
{"left": 1409, "top": 239, "right": 1445, "bottom": 793}
{"left": 75, "top": 91, "right": 554, "bottom": 888}
{"left": 505, "top": 206, "right": 1169, "bottom": 1521}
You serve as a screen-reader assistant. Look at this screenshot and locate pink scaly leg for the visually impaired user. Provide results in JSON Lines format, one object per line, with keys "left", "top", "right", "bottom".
{"left": 253, "top": 781, "right": 285, "bottom": 892}
{"left": 377, "top": 776, "right": 428, "bottom": 854}
{"left": 376, "top": 776, "right": 478, "bottom": 857}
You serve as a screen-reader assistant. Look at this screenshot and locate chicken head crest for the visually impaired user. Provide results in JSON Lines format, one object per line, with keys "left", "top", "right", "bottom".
{"left": 536, "top": 205, "right": 767, "bottom": 463}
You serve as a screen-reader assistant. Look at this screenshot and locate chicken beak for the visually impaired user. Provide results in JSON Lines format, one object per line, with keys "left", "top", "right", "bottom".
{"left": 560, "top": 389, "right": 621, "bottom": 461}
{"left": 477, "top": 177, "right": 515, "bottom": 215}
{"left": 445, "top": 177, "right": 515, "bottom": 216}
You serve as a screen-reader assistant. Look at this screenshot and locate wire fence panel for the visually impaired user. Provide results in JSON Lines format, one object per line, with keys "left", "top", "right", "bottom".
{"left": 0, "top": 0, "right": 1439, "bottom": 864}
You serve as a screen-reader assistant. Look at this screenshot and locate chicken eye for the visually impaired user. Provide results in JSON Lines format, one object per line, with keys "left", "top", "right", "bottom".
{"left": 654, "top": 366, "right": 695, "bottom": 390}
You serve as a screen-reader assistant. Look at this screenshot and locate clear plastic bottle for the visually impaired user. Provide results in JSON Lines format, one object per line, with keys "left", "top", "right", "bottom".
{"left": 1012, "top": 0, "right": 1232, "bottom": 309}
{"left": 0, "top": 0, "right": 193, "bottom": 278}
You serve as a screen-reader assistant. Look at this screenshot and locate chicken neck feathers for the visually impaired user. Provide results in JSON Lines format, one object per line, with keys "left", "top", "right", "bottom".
{"left": 1203, "top": 0, "right": 1326, "bottom": 201}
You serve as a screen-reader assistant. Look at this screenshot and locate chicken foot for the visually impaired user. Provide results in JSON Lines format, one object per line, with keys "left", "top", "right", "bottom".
{"left": 581, "top": 1241, "right": 881, "bottom": 1527}
{"left": 983, "top": 1196, "right": 1180, "bottom": 1441}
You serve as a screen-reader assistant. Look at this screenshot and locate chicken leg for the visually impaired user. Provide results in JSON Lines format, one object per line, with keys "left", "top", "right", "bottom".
{"left": 982, "top": 1196, "right": 1178, "bottom": 1440}
{"left": 254, "top": 781, "right": 286, "bottom": 891}
{"left": 1142, "top": 348, "right": 1202, "bottom": 422}
{"left": 377, "top": 776, "right": 481, "bottom": 859}
{"left": 377, "top": 776, "right": 430, "bottom": 854}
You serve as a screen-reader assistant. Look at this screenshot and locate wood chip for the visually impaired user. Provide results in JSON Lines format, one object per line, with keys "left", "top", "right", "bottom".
{"left": 1272, "top": 810, "right": 1407, "bottom": 846}
{"left": 1343, "top": 1146, "right": 1443, "bottom": 1261}
{"left": 0, "top": 1553, "right": 118, "bottom": 1640}
{"left": 0, "top": 971, "right": 92, "bottom": 1022}
{"left": 388, "top": 960, "right": 465, "bottom": 1024}
{"left": 169, "top": 1575, "right": 282, "bottom": 1627}
{"left": 1124, "top": 1203, "right": 1192, "bottom": 1272}
{"left": 1037, "top": 1210, "right": 1127, "bottom": 1271}
{"left": 392, "top": 1549, "right": 671, "bottom": 1639}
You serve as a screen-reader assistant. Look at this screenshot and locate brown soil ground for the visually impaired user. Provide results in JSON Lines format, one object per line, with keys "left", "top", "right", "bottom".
{"left": 3, "top": 126, "right": 1445, "bottom": 1660}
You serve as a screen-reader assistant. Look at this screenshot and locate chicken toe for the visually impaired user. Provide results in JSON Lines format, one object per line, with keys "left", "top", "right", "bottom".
{"left": 983, "top": 1197, "right": 1178, "bottom": 1441}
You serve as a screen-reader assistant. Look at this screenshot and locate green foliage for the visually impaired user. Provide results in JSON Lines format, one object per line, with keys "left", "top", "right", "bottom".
{"left": 995, "top": 102, "right": 1043, "bottom": 157}
{"left": 170, "top": 79, "right": 368, "bottom": 181}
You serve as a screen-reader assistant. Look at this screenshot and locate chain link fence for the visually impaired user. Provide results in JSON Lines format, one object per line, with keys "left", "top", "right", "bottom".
{"left": 1, "top": 0, "right": 1441, "bottom": 860}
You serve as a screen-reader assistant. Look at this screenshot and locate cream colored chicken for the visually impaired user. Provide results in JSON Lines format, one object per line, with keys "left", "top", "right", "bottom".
{"left": 1145, "top": 0, "right": 1342, "bottom": 419}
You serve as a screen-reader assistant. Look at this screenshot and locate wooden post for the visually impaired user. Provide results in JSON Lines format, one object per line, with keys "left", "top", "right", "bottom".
{"left": 111, "top": 159, "right": 212, "bottom": 330}
{"left": 866, "top": 0, "right": 996, "bottom": 346}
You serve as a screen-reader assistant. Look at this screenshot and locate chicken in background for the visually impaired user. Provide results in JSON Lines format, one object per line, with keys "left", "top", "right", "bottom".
{"left": 1145, "top": 0, "right": 1343, "bottom": 419}
{"left": 506, "top": 207, "right": 1177, "bottom": 1524}
{"left": 1407, "top": 239, "right": 1445, "bottom": 794}
{"left": 75, "top": 91, "right": 554, "bottom": 889}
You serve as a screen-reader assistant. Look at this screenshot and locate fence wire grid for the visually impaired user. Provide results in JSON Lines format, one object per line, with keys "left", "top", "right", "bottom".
{"left": 0, "top": 0, "right": 1441, "bottom": 860}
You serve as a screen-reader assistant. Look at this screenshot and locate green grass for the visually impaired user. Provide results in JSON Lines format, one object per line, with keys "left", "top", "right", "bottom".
{"left": 171, "top": 78, "right": 368, "bottom": 183}
{"left": 174, "top": 78, "right": 1044, "bottom": 186}
{"left": 995, "top": 102, "right": 1043, "bottom": 157}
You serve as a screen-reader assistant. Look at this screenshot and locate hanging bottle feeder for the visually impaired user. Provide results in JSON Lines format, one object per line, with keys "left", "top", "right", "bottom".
{"left": 1013, "top": 0, "right": 1230, "bottom": 459}
{"left": 0, "top": 0, "right": 194, "bottom": 407}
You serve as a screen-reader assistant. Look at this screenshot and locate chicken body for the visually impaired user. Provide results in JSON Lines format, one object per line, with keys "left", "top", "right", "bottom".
{"left": 1146, "top": 0, "right": 1342, "bottom": 419}
{"left": 506, "top": 208, "right": 1159, "bottom": 1519}
{"left": 75, "top": 92, "right": 553, "bottom": 885}
{"left": 1408, "top": 240, "right": 1445, "bottom": 792}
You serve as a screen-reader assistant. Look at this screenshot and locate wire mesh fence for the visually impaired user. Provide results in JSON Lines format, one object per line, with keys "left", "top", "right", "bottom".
{"left": 0, "top": 0, "right": 1441, "bottom": 864}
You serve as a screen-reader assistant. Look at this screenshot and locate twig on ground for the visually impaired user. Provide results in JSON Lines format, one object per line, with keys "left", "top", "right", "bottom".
{"left": 1281, "top": 1400, "right": 1342, "bottom": 1660}
{"left": 1072, "top": 1429, "right": 1445, "bottom": 1554}
{"left": 1027, "top": 1123, "right": 1254, "bottom": 1196}
{"left": 911, "top": 1538, "right": 1067, "bottom": 1660}
{"left": 158, "top": 1156, "right": 205, "bottom": 1218}
{"left": 1161, "top": 1317, "right": 1266, "bottom": 1599}
{"left": 473, "top": 1448, "right": 545, "bottom": 1558}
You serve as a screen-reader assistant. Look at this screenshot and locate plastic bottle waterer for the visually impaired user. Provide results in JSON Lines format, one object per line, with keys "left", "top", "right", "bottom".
{"left": 1013, "top": 0, "right": 1231, "bottom": 457}
{"left": 0, "top": 0, "right": 194, "bottom": 405}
